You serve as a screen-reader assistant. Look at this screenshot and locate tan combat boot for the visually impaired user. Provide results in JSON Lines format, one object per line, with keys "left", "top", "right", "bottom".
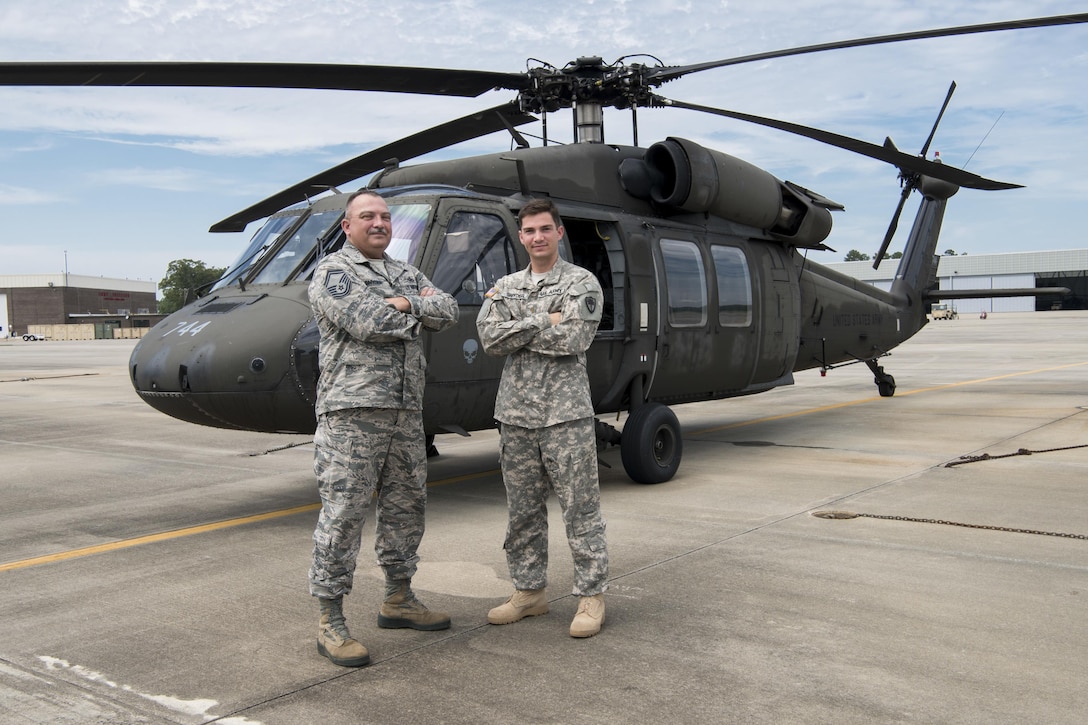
{"left": 317, "top": 597, "right": 371, "bottom": 667}
{"left": 487, "top": 588, "right": 549, "bottom": 625}
{"left": 378, "top": 582, "right": 451, "bottom": 631}
{"left": 569, "top": 594, "right": 605, "bottom": 638}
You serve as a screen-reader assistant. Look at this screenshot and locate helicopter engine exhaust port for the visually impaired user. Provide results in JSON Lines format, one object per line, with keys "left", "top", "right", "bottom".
{"left": 620, "top": 137, "right": 834, "bottom": 247}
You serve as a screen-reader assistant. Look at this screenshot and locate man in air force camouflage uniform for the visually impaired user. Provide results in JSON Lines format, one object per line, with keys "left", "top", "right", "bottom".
{"left": 308, "top": 189, "right": 458, "bottom": 667}
{"left": 476, "top": 198, "right": 609, "bottom": 638}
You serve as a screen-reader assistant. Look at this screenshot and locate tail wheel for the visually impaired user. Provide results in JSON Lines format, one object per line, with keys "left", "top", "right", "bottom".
{"left": 620, "top": 402, "right": 682, "bottom": 484}
{"left": 877, "top": 375, "right": 896, "bottom": 397}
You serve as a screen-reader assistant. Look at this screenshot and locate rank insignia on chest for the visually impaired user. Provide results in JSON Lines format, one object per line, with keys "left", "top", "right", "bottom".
{"left": 324, "top": 270, "right": 352, "bottom": 298}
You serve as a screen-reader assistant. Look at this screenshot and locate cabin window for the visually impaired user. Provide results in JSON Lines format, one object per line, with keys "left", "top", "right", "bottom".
{"left": 660, "top": 239, "right": 707, "bottom": 327}
{"left": 711, "top": 245, "right": 753, "bottom": 327}
{"left": 431, "top": 211, "right": 518, "bottom": 305}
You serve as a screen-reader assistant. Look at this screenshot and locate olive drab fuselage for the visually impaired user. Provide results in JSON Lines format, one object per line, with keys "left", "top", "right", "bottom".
{"left": 6, "top": 15, "right": 1084, "bottom": 481}
{"left": 128, "top": 140, "right": 949, "bottom": 482}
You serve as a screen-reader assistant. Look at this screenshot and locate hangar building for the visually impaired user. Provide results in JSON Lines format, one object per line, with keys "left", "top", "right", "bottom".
{"left": 824, "top": 249, "right": 1086, "bottom": 314}
{"left": 0, "top": 274, "right": 160, "bottom": 339}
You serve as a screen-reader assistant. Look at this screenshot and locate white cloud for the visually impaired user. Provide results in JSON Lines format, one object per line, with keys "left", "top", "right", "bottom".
{"left": 0, "top": 183, "right": 58, "bottom": 205}
{"left": 0, "top": 0, "right": 1085, "bottom": 279}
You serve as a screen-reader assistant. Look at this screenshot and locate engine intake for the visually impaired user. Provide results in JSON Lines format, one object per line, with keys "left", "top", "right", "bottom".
{"left": 620, "top": 137, "right": 835, "bottom": 247}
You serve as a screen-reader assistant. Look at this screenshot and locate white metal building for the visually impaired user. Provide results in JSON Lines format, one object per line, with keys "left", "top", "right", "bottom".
{"left": 824, "top": 249, "right": 1087, "bottom": 314}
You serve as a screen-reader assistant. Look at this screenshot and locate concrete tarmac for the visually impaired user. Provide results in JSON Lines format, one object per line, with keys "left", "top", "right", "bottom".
{"left": 1, "top": 311, "right": 1085, "bottom": 724}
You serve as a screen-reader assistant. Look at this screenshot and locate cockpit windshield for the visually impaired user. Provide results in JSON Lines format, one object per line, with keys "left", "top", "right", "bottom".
{"left": 212, "top": 212, "right": 301, "bottom": 291}
{"left": 215, "top": 198, "right": 436, "bottom": 290}
{"left": 250, "top": 209, "right": 342, "bottom": 285}
{"left": 295, "top": 200, "right": 434, "bottom": 282}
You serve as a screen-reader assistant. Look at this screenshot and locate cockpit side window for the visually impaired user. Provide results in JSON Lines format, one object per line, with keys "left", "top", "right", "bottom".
{"left": 431, "top": 211, "right": 518, "bottom": 305}
{"left": 385, "top": 203, "right": 431, "bottom": 263}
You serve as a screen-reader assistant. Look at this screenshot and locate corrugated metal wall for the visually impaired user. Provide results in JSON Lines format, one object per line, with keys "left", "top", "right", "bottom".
{"left": 938, "top": 273, "right": 1035, "bottom": 314}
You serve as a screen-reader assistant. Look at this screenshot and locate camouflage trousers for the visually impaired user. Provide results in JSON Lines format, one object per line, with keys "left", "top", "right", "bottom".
{"left": 498, "top": 417, "right": 608, "bottom": 596}
{"left": 309, "top": 407, "right": 428, "bottom": 600}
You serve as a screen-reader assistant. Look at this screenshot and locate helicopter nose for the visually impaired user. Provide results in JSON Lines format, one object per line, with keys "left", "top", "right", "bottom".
{"left": 129, "top": 290, "right": 318, "bottom": 433}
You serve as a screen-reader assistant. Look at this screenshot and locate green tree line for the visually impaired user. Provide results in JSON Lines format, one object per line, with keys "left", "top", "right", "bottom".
{"left": 158, "top": 259, "right": 227, "bottom": 314}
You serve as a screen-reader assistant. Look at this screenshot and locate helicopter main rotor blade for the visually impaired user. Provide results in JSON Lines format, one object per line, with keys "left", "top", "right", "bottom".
{"left": 0, "top": 61, "right": 528, "bottom": 97}
{"left": 645, "top": 13, "right": 1088, "bottom": 85}
{"left": 209, "top": 102, "right": 536, "bottom": 233}
{"left": 657, "top": 96, "right": 1022, "bottom": 191}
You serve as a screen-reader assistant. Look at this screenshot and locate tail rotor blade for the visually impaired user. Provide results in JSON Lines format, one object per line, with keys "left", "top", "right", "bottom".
{"left": 919, "top": 81, "right": 956, "bottom": 158}
{"left": 873, "top": 184, "right": 912, "bottom": 270}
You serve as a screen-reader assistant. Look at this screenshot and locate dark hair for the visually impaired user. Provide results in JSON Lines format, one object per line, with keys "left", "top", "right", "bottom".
{"left": 518, "top": 198, "right": 562, "bottom": 229}
{"left": 345, "top": 189, "right": 382, "bottom": 207}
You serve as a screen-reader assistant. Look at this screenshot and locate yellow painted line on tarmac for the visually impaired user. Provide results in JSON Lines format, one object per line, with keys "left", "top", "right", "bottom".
{"left": 0, "top": 469, "right": 501, "bottom": 573}
{"left": 427, "top": 468, "right": 501, "bottom": 488}
{"left": 11, "top": 361, "right": 1080, "bottom": 573}
{"left": 691, "top": 360, "right": 1088, "bottom": 436}
{"left": 0, "top": 503, "right": 320, "bottom": 573}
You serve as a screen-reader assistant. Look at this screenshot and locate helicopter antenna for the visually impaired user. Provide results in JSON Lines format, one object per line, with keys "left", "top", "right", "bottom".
{"left": 498, "top": 113, "right": 531, "bottom": 149}
{"left": 302, "top": 185, "right": 342, "bottom": 207}
{"left": 964, "top": 110, "right": 1005, "bottom": 168}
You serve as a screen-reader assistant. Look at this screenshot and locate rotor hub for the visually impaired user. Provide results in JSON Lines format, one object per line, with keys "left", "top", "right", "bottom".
{"left": 518, "top": 57, "right": 660, "bottom": 116}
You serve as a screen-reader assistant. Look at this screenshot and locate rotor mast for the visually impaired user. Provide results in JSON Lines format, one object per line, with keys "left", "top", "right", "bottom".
{"left": 574, "top": 101, "right": 605, "bottom": 143}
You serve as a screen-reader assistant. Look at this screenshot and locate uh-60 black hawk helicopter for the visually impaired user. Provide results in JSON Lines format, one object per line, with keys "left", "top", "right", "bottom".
{"left": 3, "top": 13, "right": 1082, "bottom": 483}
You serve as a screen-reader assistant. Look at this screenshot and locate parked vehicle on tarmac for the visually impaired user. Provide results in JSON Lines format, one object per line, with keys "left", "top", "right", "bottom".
{"left": 930, "top": 304, "right": 958, "bottom": 321}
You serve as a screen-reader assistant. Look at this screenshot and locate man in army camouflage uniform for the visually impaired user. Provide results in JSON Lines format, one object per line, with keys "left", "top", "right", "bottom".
{"left": 476, "top": 198, "right": 609, "bottom": 638}
{"left": 308, "top": 189, "right": 458, "bottom": 667}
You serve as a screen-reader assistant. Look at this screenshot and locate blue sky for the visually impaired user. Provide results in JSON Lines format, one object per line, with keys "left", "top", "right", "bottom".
{"left": 1, "top": 1, "right": 1086, "bottom": 287}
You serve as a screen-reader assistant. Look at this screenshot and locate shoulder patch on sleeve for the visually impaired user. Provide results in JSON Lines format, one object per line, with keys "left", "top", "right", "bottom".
{"left": 582, "top": 293, "right": 601, "bottom": 320}
{"left": 324, "top": 270, "right": 352, "bottom": 298}
{"left": 564, "top": 278, "right": 602, "bottom": 321}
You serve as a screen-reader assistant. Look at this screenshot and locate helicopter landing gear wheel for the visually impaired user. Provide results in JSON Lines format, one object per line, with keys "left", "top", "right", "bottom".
{"left": 865, "top": 359, "right": 896, "bottom": 397}
{"left": 620, "top": 402, "right": 682, "bottom": 484}
{"left": 877, "top": 375, "right": 896, "bottom": 397}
